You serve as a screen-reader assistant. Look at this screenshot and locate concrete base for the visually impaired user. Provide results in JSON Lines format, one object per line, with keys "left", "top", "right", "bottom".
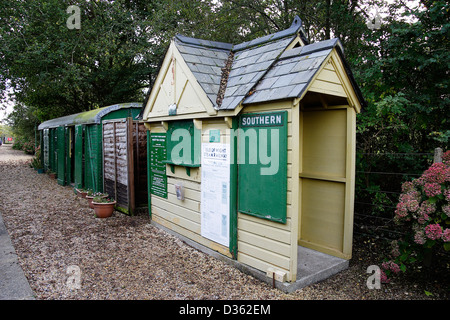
{"left": 151, "top": 221, "right": 349, "bottom": 293}
{"left": 289, "top": 246, "right": 349, "bottom": 293}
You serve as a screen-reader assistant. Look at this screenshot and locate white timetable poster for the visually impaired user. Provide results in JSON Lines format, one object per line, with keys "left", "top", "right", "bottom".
{"left": 201, "top": 143, "right": 230, "bottom": 247}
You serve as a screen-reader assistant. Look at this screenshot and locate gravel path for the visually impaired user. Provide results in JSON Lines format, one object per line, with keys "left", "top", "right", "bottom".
{"left": 0, "top": 144, "right": 448, "bottom": 300}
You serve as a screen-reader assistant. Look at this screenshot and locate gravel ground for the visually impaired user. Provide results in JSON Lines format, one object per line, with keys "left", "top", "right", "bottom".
{"left": 0, "top": 144, "right": 448, "bottom": 300}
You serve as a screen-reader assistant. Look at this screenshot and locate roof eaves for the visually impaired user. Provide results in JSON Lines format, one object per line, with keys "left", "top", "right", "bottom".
{"left": 38, "top": 103, "right": 142, "bottom": 130}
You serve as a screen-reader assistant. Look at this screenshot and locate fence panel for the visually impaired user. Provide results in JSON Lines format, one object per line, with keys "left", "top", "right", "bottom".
{"left": 354, "top": 151, "right": 435, "bottom": 239}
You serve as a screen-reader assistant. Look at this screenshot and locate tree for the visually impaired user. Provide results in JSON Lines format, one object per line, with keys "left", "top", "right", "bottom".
{"left": 0, "top": 0, "right": 155, "bottom": 122}
{"left": 355, "top": 0, "right": 450, "bottom": 154}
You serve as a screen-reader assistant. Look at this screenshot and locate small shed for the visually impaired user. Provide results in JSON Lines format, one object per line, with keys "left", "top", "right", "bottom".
{"left": 37, "top": 103, "right": 144, "bottom": 211}
{"left": 141, "top": 16, "right": 365, "bottom": 289}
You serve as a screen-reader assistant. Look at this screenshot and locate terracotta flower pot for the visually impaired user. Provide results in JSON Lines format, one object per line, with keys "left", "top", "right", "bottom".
{"left": 86, "top": 196, "right": 95, "bottom": 209}
{"left": 76, "top": 189, "right": 88, "bottom": 198}
{"left": 86, "top": 194, "right": 108, "bottom": 209}
{"left": 92, "top": 201, "right": 116, "bottom": 218}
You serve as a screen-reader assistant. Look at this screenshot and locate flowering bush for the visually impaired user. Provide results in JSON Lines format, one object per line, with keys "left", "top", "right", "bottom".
{"left": 12, "top": 137, "right": 35, "bottom": 155}
{"left": 381, "top": 150, "right": 450, "bottom": 281}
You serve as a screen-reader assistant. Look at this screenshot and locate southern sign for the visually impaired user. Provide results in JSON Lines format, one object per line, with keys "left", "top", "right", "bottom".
{"left": 240, "top": 112, "right": 284, "bottom": 127}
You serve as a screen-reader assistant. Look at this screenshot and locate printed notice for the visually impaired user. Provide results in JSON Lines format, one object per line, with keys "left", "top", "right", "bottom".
{"left": 201, "top": 143, "right": 230, "bottom": 247}
{"left": 150, "top": 133, "right": 167, "bottom": 198}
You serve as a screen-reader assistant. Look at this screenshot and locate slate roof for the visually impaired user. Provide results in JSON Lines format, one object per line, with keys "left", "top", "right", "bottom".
{"left": 244, "top": 38, "right": 342, "bottom": 104}
{"left": 174, "top": 35, "right": 231, "bottom": 109}
{"left": 166, "top": 16, "right": 365, "bottom": 112}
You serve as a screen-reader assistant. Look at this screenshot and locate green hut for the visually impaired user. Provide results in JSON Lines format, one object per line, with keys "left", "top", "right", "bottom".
{"left": 38, "top": 103, "right": 142, "bottom": 193}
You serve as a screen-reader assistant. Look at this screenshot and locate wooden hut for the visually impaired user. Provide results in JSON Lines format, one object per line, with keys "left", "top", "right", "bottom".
{"left": 141, "top": 16, "right": 365, "bottom": 288}
{"left": 38, "top": 103, "right": 146, "bottom": 214}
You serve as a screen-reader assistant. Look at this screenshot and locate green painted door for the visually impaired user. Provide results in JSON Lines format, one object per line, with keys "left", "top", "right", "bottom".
{"left": 84, "top": 125, "right": 102, "bottom": 192}
{"left": 51, "top": 129, "right": 57, "bottom": 174}
{"left": 57, "top": 126, "right": 66, "bottom": 185}
{"left": 65, "top": 127, "right": 72, "bottom": 185}
{"left": 49, "top": 129, "right": 55, "bottom": 172}
{"left": 74, "top": 125, "right": 84, "bottom": 189}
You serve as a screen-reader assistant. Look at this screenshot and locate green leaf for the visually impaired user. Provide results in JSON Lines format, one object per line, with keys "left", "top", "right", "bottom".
{"left": 425, "top": 240, "right": 436, "bottom": 248}
{"left": 400, "top": 263, "right": 407, "bottom": 272}
{"left": 424, "top": 290, "right": 433, "bottom": 297}
{"left": 444, "top": 243, "right": 450, "bottom": 251}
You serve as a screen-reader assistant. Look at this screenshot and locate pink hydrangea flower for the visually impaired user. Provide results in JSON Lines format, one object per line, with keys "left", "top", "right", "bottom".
{"left": 422, "top": 162, "right": 450, "bottom": 184}
{"left": 423, "top": 182, "right": 442, "bottom": 197}
{"left": 414, "top": 230, "right": 426, "bottom": 244}
{"left": 442, "top": 229, "right": 450, "bottom": 242}
{"left": 443, "top": 151, "right": 450, "bottom": 166}
{"left": 443, "top": 204, "right": 450, "bottom": 217}
{"left": 401, "top": 181, "right": 415, "bottom": 193}
{"left": 444, "top": 189, "right": 450, "bottom": 202}
{"left": 406, "top": 199, "right": 419, "bottom": 212}
{"left": 425, "top": 223, "right": 442, "bottom": 240}
{"left": 419, "top": 201, "right": 436, "bottom": 215}
{"left": 395, "top": 202, "right": 409, "bottom": 219}
{"left": 416, "top": 201, "right": 435, "bottom": 224}
{"left": 380, "top": 269, "right": 390, "bottom": 284}
{"left": 382, "top": 260, "right": 401, "bottom": 274}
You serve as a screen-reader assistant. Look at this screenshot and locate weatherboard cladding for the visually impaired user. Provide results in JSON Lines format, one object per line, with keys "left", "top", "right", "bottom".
{"left": 172, "top": 18, "right": 351, "bottom": 111}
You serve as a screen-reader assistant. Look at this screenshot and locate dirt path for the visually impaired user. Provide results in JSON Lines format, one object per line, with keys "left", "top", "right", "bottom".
{"left": 0, "top": 144, "right": 447, "bottom": 300}
{"left": 0, "top": 144, "right": 34, "bottom": 163}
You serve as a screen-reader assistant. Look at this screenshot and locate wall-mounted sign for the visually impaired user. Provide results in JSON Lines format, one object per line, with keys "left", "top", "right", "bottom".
{"left": 149, "top": 133, "right": 167, "bottom": 198}
{"left": 209, "top": 129, "right": 220, "bottom": 143}
{"left": 240, "top": 112, "right": 284, "bottom": 127}
{"left": 238, "top": 111, "right": 287, "bottom": 223}
{"left": 201, "top": 143, "right": 230, "bottom": 247}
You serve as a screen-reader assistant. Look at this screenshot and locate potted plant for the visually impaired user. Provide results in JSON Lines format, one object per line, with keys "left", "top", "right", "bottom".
{"left": 92, "top": 196, "right": 116, "bottom": 218}
{"left": 75, "top": 188, "right": 88, "bottom": 198}
{"left": 86, "top": 190, "right": 108, "bottom": 209}
{"left": 31, "top": 146, "right": 44, "bottom": 173}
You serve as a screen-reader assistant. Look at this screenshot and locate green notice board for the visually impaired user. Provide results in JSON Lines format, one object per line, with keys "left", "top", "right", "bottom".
{"left": 238, "top": 111, "right": 287, "bottom": 223}
{"left": 150, "top": 133, "right": 167, "bottom": 198}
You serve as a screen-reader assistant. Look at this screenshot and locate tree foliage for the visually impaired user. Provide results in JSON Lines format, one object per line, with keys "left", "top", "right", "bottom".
{"left": 0, "top": 0, "right": 448, "bottom": 152}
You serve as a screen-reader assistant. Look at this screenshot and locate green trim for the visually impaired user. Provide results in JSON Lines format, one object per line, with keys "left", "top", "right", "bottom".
{"left": 147, "top": 130, "right": 152, "bottom": 218}
{"left": 229, "top": 117, "right": 239, "bottom": 259}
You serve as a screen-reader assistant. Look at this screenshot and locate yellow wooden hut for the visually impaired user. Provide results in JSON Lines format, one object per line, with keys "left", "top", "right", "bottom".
{"left": 140, "top": 16, "right": 365, "bottom": 291}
